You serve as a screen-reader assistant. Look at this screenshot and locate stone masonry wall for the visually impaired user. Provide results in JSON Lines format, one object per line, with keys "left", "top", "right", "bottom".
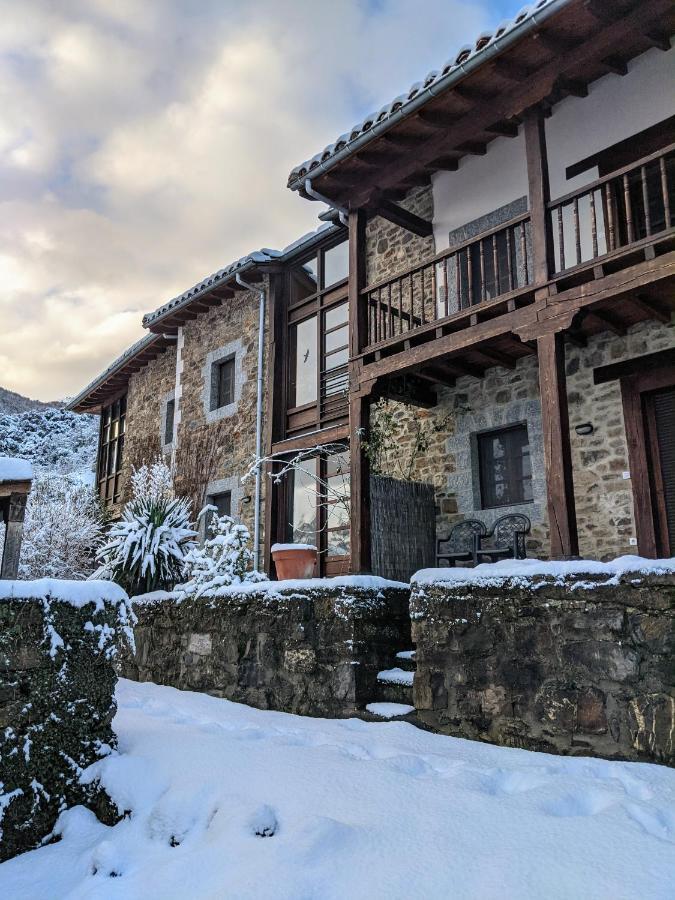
{"left": 411, "top": 572, "right": 675, "bottom": 764}
{"left": 120, "top": 344, "right": 178, "bottom": 508}
{"left": 0, "top": 581, "right": 133, "bottom": 861}
{"left": 123, "top": 582, "right": 411, "bottom": 718}
{"left": 174, "top": 282, "right": 268, "bottom": 548}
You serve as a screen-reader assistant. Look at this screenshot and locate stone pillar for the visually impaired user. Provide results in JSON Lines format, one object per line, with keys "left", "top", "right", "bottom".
{"left": 1, "top": 492, "right": 28, "bottom": 579}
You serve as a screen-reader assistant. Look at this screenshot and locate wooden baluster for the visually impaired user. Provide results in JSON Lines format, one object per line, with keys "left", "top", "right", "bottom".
{"left": 604, "top": 182, "right": 616, "bottom": 251}
{"left": 556, "top": 206, "right": 565, "bottom": 271}
{"left": 491, "top": 233, "right": 498, "bottom": 298}
{"left": 623, "top": 173, "right": 634, "bottom": 243}
{"left": 442, "top": 259, "right": 449, "bottom": 317}
{"left": 478, "top": 239, "right": 486, "bottom": 303}
{"left": 573, "top": 197, "right": 581, "bottom": 266}
{"left": 641, "top": 165, "right": 651, "bottom": 236}
{"left": 520, "top": 222, "right": 528, "bottom": 285}
{"left": 431, "top": 262, "right": 438, "bottom": 321}
{"left": 420, "top": 269, "right": 426, "bottom": 325}
{"left": 387, "top": 282, "right": 393, "bottom": 341}
{"left": 589, "top": 189, "right": 598, "bottom": 258}
{"left": 467, "top": 246, "right": 474, "bottom": 307}
{"left": 408, "top": 273, "right": 413, "bottom": 331}
{"left": 456, "top": 250, "right": 463, "bottom": 310}
{"left": 660, "top": 156, "right": 671, "bottom": 229}
{"left": 506, "top": 228, "right": 514, "bottom": 291}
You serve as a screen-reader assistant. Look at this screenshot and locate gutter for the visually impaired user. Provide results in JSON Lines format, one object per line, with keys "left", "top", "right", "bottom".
{"left": 289, "top": 0, "right": 571, "bottom": 193}
{"left": 235, "top": 273, "right": 266, "bottom": 572}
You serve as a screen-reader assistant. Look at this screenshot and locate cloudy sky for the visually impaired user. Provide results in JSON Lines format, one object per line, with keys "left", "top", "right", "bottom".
{"left": 1, "top": 0, "right": 521, "bottom": 400}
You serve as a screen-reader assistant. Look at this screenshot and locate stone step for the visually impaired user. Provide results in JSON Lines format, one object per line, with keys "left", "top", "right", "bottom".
{"left": 394, "top": 650, "right": 416, "bottom": 672}
{"left": 375, "top": 668, "right": 414, "bottom": 705}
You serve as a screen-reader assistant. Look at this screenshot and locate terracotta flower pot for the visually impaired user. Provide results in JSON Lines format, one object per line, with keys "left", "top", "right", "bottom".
{"left": 271, "top": 544, "right": 318, "bottom": 580}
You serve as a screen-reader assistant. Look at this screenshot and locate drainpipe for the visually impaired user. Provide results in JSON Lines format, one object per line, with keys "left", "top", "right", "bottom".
{"left": 236, "top": 272, "right": 265, "bottom": 572}
{"left": 304, "top": 179, "right": 349, "bottom": 226}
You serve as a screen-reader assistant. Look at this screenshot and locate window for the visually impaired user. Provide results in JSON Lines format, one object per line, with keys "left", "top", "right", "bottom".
{"left": 98, "top": 394, "right": 126, "bottom": 505}
{"left": 212, "top": 357, "right": 235, "bottom": 410}
{"left": 164, "top": 399, "right": 175, "bottom": 446}
{"left": 478, "top": 424, "right": 533, "bottom": 509}
{"left": 210, "top": 491, "right": 232, "bottom": 519}
{"left": 323, "top": 240, "right": 349, "bottom": 288}
{"left": 287, "top": 450, "right": 350, "bottom": 559}
{"left": 289, "top": 315, "right": 318, "bottom": 408}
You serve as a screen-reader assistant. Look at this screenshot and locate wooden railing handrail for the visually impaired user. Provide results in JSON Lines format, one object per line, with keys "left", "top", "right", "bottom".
{"left": 362, "top": 210, "right": 531, "bottom": 295}
{"left": 547, "top": 141, "right": 675, "bottom": 210}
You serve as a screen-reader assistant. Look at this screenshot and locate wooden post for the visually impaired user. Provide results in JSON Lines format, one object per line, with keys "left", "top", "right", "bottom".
{"left": 0, "top": 493, "right": 28, "bottom": 579}
{"left": 537, "top": 331, "right": 579, "bottom": 559}
{"left": 348, "top": 208, "right": 372, "bottom": 573}
{"left": 524, "top": 107, "right": 553, "bottom": 284}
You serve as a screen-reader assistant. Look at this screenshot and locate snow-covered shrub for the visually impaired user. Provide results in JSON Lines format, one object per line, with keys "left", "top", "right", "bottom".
{"left": 18, "top": 474, "right": 104, "bottom": 580}
{"left": 96, "top": 460, "right": 195, "bottom": 595}
{"left": 0, "top": 406, "right": 98, "bottom": 477}
{"left": 178, "top": 508, "right": 266, "bottom": 598}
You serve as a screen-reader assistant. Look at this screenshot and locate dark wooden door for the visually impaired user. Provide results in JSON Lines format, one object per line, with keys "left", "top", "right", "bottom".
{"left": 646, "top": 387, "right": 675, "bottom": 555}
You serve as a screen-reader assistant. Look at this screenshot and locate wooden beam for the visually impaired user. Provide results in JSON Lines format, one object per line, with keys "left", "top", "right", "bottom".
{"left": 0, "top": 493, "right": 28, "bottom": 580}
{"left": 371, "top": 199, "right": 433, "bottom": 237}
{"left": 417, "top": 109, "right": 457, "bottom": 128}
{"left": 348, "top": 209, "right": 371, "bottom": 573}
{"left": 425, "top": 155, "right": 460, "bottom": 171}
{"left": 444, "top": 359, "right": 485, "bottom": 379}
{"left": 537, "top": 331, "right": 579, "bottom": 559}
{"left": 417, "top": 366, "right": 457, "bottom": 388}
{"left": 629, "top": 294, "right": 671, "bottom": 324}
{"left": 524, "top": 107, "right": 553, "bottom": 285}
{"left": 644, "top": 30, "right": 672, "bottom": 52}
{"left": 583, "top": 309, "right": 627, "bottom": 336}
{"left": 601, "top": 55, "right": 628, "bottom": 76}
{"left": 485, "top": 120, "right": 520, "bottom": 138}
{"left": 474, "top": 347, "right": 518, "bottom": 369}
{"left": 493, "top": 59, "right": 533, "bottom": 83}
{"left": 595, "top": 348, "right": 675, "bottom": 385}
{"left": 457, "top": 141, "right": 487, "bottom": 156}
{"left": 554, "top": 77, "right": 588, "bottom": 98}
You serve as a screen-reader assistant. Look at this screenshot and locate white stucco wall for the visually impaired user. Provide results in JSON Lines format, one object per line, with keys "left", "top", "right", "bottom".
{"left": 432, "top": 43, "right": 674, "bottom": 248}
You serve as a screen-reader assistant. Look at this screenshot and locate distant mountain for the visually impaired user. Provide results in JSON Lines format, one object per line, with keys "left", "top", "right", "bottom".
{"left": 0, "top": 386, "right": 63, "bottom": 415}
{"left": 0, "top": 388, "right": 98, "bottom": 479}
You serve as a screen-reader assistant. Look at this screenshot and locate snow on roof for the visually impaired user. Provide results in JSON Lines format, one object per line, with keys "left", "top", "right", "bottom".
{"left": 0, "top": 578, "right": 128, "bottom": 607}
{"left": 66, "top": 332, "right": 159, "bottom": 412}
{"left": 0, "top": 457, "right": 33, "bottom": 483}
{"left": 287, "top": 0, "right": 567, "bottom": 190}
{"left": 412, "top": 555, "right": 675, "bottom": 590}
{"left": 142, "top": 222, "right": 339, "bottom": 327}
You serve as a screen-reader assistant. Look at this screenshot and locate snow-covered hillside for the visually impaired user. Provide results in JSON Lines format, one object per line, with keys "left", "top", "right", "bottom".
{"left": 0, "top": 386, "right": 59, "bottom": 415}
{"left": 0, "top": 405, "right": 98, "bottom": 479}
{"left": 1, "top": 679, "right": 673, "bottom": 899}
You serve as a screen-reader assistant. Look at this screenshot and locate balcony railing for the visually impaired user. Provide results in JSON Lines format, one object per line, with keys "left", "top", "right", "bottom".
{"left": 549, "top": 143, "right": 675, "bottom": 273}
{"left": 363, "top": 213, "right": 532, "bottom": 350}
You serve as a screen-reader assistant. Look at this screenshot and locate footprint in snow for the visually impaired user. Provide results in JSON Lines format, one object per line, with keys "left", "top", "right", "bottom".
{"left": 250, "top": 804, "right": 278, "bottom": 838}
{"left": 481, "top": 768, "right": 553, "bottom": 797}
{"left": 624, "top": 803, "right": 675, "bottom": 843}
{"left": 542, "top": 788, "right": 616, "bottom": 818}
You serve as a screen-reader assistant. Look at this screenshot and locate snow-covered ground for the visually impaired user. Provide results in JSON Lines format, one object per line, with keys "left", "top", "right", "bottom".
{"left": 2, "top": 679, "right": 674, "bottom": 899}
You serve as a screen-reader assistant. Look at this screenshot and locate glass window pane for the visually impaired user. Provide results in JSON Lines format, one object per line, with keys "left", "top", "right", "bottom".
{"left": 327, "top": 527, "right": 350, "bottom": 556}
{"left": 290, "top": 315, "right": 317, "bottom": 407}
{"left": 323, "top": 240, "right": 349, "bottom": 287}
{"left": 164, "top": 400, "right": 175, "bottom": 445}
{"left": 215, "top": 358, "right": 235, "bottom": 408}
{"left": 325, "top": 347, "right": 348, "bottom": 371}
{"left": 290, "top": 458, "right": 318, "bottom": 545}
{"left": 325, "top": 302, "right": 348, "bottom": 331}
{"left": 325, "top": 324, "right": 348, "bottom": 354}
{"left": 478, "top": 425, "right": 531, "bottom": 508}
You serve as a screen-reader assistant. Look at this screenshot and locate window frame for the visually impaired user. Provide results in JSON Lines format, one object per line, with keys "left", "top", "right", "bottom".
{"left": 97, "top": 392, "right": 126, "bottom": 506}
{"left": 477, "top": 422, "right": 533, "bottom": 510}
{"left": 212, "top": 355, "right": 235, "bottom": 411}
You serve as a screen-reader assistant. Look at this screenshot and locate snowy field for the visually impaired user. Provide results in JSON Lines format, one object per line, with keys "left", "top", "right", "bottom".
{"left": 2, "top": 680, "right": 674, "bottom": 900}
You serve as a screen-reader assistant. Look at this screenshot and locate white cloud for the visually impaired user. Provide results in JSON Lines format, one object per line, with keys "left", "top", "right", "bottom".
{"left": 0, "top": 0, "right": 497, "bottom": 399}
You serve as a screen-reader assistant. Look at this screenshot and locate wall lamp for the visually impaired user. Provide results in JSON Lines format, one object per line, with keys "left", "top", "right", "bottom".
{"left": 574, "top": 423, "right": 594, "bottom": 436}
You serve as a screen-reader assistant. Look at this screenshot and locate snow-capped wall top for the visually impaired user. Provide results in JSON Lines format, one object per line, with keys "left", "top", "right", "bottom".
{"left": 0, "top": 457, "right": 33, "bottom": 483}
{"left": 412, "top": 555, "right": 675, "bottom": 589}
{"left": 0, "top": 578, "right": 128, "bottom": 607}
{"left": 287, "top": 0, "right": 566, "bottom": 190}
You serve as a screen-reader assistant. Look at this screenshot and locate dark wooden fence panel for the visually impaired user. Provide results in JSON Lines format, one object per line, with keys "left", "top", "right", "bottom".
{"left": 370, "top": 476, "right": 436, "bottom": 582}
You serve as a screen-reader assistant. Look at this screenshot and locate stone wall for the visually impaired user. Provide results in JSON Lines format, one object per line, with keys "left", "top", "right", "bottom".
{"left": 123, "top": 580, "right": 410, "bottom": 718}
{"left": 0, "top": 580, "right": 133, "bottom": 861}
{"left": 411, "top": 570, "right": 675, "bottom": 764}
{"left": 173, "top": 282, "right": 268, "bottom": 547}
{"left": 121, "top": 344, "right": 178, "bottom": 508}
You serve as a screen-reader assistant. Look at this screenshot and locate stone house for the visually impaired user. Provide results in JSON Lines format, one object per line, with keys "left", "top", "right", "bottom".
{"left": 70, "top": 0, "right": 675, "bottom": 575}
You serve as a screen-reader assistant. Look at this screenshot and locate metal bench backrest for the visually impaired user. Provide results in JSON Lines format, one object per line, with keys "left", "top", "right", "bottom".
{"left": 491, "top": 514, "right": 531, "bottom": 557}
{"left": 444, "top": 519, "right": 487, "bottom": 553}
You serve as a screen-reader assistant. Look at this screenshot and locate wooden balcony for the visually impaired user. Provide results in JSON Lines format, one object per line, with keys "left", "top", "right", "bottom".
{"left": 357, "top": 144, "right": 675, "bottom": 369}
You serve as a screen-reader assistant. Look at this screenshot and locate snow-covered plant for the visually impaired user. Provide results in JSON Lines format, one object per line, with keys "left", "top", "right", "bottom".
{"left": 17, "top": 474, "right": 104, "bottom": 580}
{"left": 178, "top": 508, "right": 266, "bottom": 597}
{"left": 96, "top": 459, "right": 196, "bottom": 595}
